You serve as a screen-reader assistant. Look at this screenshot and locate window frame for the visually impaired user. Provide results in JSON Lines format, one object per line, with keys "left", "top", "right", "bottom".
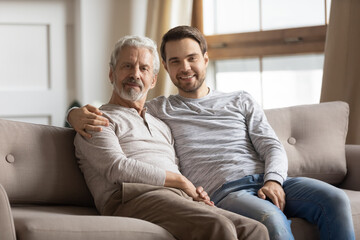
{"left": 192, "top": 0, "right": 328, "bottom": 60}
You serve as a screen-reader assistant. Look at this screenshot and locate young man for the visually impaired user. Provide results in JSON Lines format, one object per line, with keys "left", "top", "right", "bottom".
{"left": 74, "top": 35, "right": 268, "bottom": 240}
{"left": 69, "top": 26, "right": 355, "bottom": 240}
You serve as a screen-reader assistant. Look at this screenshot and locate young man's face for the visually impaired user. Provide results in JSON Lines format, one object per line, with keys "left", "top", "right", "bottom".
{"left": 163, "top": 38, "right": 209, "bottom": 97}
{"left": 110, "top": 46, "right": 157, "bottom": 102}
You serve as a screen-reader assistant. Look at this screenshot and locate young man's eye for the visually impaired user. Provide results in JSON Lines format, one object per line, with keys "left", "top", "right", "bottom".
{"left": 189, "top": 56, "right": 196, "bottom": 61}
{"left": 170, "top": 60, "right": 179, "bottom": 65}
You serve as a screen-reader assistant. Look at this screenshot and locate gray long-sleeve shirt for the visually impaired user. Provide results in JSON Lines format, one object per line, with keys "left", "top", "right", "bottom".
{"left": 74, "top": 104, "right": 180, "bottom": 213}
{"left": 146, "top": 90, "right": 288, "bottom": 197}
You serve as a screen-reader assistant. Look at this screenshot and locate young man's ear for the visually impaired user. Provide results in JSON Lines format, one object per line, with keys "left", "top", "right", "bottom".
{"left": 204, "top": 52, "right": 209, "bottom": 67}
{"left": 162, "top": 60, "right": 169, "bottom": 72}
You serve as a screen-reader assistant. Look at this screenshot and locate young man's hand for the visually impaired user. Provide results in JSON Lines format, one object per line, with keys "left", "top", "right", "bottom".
{"left": 68, "top": 104, "right": 109, "bottom": 138}
{"left": 258, "top": 180, "right": 286, "bottom": 211}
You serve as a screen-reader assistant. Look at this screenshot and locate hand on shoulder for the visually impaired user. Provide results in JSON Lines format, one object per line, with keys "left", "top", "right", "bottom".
{"left": 68, "top": 104, "right": 109, "bottom": 138}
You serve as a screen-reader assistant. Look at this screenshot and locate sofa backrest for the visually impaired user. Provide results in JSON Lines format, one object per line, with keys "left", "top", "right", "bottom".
{"left": 0, "top": 119, "right": 94, "bottom": 206}
{"left": 265, "top": 101, "right": 349, "bottom": 185}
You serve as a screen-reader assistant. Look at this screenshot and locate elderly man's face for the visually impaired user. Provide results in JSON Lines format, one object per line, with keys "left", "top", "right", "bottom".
{"left": 110, "top": 46, "right": 157, "bottom": 102}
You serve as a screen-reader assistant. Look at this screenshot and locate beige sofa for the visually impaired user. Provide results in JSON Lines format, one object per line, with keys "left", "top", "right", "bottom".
{"left": 1, "top": 101, "right": 359, "bottom": 240}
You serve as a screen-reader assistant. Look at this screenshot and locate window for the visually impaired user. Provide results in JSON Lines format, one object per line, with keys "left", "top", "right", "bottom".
{"left": 215, "top": 54, "right": 324, "bottom": 109}
{"left": 195, "top": 0, "right": 331, "bottom": 109}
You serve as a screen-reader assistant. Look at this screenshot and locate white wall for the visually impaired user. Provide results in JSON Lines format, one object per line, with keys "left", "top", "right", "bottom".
{"left": 0, "top": 0, "right": 148, "bottom": 125}
{"left": 0, "top": 0, "right": 69, "bottom": 126}
{"left": 73, "top": 0, "right": 148, "bottom": 107}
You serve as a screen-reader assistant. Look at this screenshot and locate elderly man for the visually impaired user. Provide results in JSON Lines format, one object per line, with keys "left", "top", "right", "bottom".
{"left": 74, "top": 35, "right": 268, "bottom": 240}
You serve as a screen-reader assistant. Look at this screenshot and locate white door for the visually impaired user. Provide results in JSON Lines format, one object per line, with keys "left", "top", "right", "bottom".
{"left": 0, "top": 0, "right": 68, "bottom": 126}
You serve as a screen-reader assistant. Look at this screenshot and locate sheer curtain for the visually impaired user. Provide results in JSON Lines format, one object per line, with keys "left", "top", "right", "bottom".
{"left": 320, "top": 0, "right": 360, "bottom": 144}
{"left": 145, "top": 0, "right": 193, "bottom": 100}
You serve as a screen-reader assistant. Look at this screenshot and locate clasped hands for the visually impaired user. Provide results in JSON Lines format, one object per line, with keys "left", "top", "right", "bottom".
{"left": 165, "top": 171, "right": 214, "bottom": 206}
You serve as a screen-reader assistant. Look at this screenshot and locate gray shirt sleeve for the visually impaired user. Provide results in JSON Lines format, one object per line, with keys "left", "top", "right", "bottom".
{"left": 240, "top": 92, "right": 288, "bottom": 185}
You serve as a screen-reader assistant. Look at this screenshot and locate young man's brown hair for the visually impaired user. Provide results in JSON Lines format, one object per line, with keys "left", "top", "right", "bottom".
{"left": 160, "top": 25, "right": 208, "bottom": 62}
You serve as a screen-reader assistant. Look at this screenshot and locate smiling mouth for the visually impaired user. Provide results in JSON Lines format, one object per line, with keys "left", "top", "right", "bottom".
{"left": 179, "top": 75, "right": 195, "bottom": 81}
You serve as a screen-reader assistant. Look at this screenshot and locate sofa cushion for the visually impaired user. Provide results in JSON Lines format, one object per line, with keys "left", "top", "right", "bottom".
{"left": 0, "top": 119, "right": 93, "bottom": 206}
{"left": 265, "top": 101, "right": 349, "bottom": 184}
{"left": 290, "top": 218, "right": 319, "bottom": 240}
{"left": 12, "top": 206, "right": 175, "bottom": 240}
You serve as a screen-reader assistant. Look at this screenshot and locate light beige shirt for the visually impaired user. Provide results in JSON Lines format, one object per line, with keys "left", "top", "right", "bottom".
{"left": 74, "top": 104, "right": 180, "bottom": 214}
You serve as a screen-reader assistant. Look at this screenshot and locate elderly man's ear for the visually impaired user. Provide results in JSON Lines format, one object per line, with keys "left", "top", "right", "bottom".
{"left": 109, "top": 68, "right": 114, "bottom": 84}
{"left": 150, "top": 75, "right": 158, "bottom": 89}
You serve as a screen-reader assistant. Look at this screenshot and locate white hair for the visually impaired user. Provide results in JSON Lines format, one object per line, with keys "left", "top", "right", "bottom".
{"left": 109, "top": 35, "right": 160, "bottom": 75}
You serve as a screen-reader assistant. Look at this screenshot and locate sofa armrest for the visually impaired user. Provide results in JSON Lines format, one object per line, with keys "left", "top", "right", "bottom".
{"left": 340, "top": 145, "right": 360, "bottom": 190}
{"left": 0, "top": 184, "right": 16, "bottom": 240}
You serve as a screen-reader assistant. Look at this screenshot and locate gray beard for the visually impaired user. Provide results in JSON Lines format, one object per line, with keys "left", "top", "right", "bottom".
{"left": 113, "top": 81, "right": 144, "bottom": 101}
{"left": 119, "top": 86, "right": 144, "bottom": 101}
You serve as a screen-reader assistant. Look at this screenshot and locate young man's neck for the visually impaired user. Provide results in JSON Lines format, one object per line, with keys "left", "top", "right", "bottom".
{"left": 178, "top": 86, "right": 210, "bottom": 99}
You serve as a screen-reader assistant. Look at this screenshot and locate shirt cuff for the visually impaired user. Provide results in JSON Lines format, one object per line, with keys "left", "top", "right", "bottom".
{"left": 65, "top": 106, "right": 79, "bottom": 127}
{"left": 264, "top": 172, "right": 285, "bottom": 186}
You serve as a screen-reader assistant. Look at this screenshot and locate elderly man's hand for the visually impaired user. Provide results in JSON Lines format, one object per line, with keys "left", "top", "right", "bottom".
{"left": 182, "top": 179, "right": 214, "bottom": 206}
{"left": 258, "top": 180, "right": 286, "bottom": 211}
{"left": 195, "top": 186, "right": 214, "bottom": 206}
{"left": 68, "top": 104, "right": 109, "bottom": 138}
{"left": 165, "top": 171, "right": 214, "bottom": 206}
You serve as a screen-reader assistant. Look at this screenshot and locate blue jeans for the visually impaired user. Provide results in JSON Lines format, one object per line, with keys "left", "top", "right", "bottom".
{"left": 211, "top": 174, "right": 355, "bottom": 240}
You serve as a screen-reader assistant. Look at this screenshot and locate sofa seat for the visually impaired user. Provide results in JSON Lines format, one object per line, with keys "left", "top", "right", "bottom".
{"left": 12, "top": 205, "right": 175, "bottom": 240}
